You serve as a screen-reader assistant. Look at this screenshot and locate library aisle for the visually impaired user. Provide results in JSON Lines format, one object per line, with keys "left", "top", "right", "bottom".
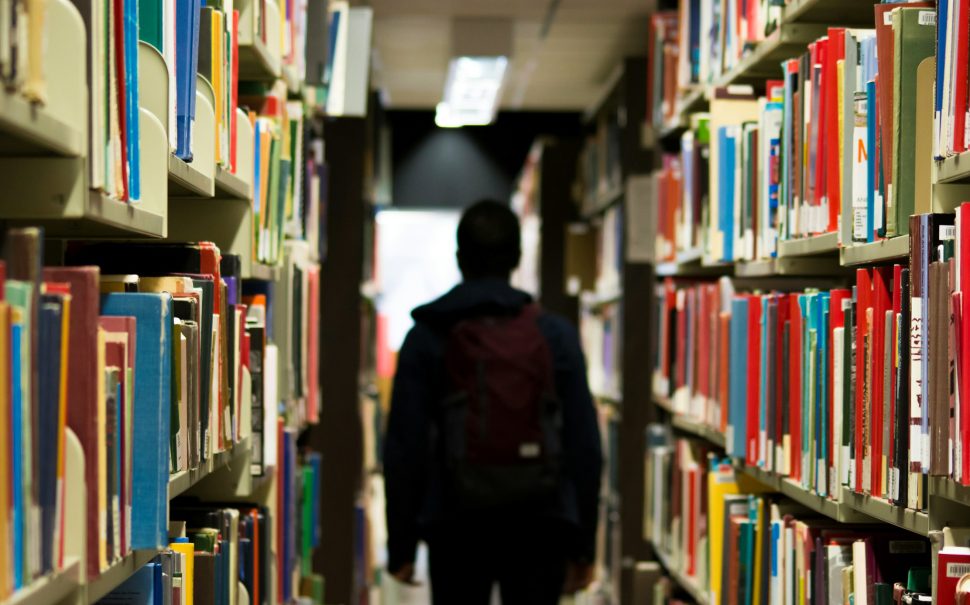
{"left": 5, "top": 0, "right": 970, "bottom": 604}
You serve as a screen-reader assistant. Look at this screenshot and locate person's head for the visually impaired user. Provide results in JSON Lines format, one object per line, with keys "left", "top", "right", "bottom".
{"left": 456, "top": 199, "right": 521, "bottom": 281}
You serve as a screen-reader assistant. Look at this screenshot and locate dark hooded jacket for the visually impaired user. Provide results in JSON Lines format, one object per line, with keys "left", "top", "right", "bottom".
{"left": 383, "top": 278, "right": 603, "bottom": 572}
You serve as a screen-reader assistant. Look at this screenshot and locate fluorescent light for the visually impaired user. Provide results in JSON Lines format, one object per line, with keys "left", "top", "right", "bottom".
{"left": 435, "top": 56, "right": 508, "bottom": 128}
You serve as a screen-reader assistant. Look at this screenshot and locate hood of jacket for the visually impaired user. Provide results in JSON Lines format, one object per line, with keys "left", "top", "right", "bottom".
{"left": 411, "top": 278, "right": 533, "bottom": 327}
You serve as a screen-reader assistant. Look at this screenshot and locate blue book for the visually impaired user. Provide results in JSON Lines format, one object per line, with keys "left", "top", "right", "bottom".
{"left": 98, "top": 561, "right": 156, "bottom": 604}
{"left": 124, "top": 0, "right": 141, "bottom": 201}
{"left": 10, "top": 321, "right": 24, "bottom": 589}
{"left": 729, "top": 297, "right": 749, "bottom": 458}
{"left": 101, "top": 293, "right": 173, "bottom": 550}
{"left": 175, "top": 0, "right": 201, "bottom": 160}
{"left": 324, "top": 7, "right": 342, "bottom": 86}
{"left": 37, "top": 296, "right": 63, "bottom": 574}
{"left": 818, "top": 293, "right": 830, "bottom": 496}
{"left": 866, "top": 80, "right": 877, "bottom": 243}
{"left": 688, "top": 0, "right": 700, "bottom": 82}
{"left": 799, "top": 294, "right": 811, "bottom": 478}
{"left": 935, "top": 0, "right": 949, "bottom": 161}
{"left": 720, "top": 127, "right": 737, "bottom": 262}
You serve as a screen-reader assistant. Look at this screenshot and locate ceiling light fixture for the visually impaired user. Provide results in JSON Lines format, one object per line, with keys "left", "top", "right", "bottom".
{"left": 435, "top": 56, "right": 509, "bottom": 128}
{"left": 436, "top": 18, "right": 512, "bottom": 128}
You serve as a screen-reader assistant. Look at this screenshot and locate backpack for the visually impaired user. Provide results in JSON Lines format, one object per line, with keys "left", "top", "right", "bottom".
{"left": 438, "top": 304, "right": 563, "bottom": 512}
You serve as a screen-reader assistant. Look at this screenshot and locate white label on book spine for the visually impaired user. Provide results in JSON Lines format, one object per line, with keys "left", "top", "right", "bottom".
{"left": 947, "top": 563, "right": 970, "bottom": 578}
{"left": 918, "top": 10, "right": 936, "bottom": 26}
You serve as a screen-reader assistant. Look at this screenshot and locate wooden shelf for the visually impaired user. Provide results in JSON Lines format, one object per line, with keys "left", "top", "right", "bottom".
{"left": 581, "top": 288, "right": 623, "bottom": 309}
{"left": 85, "top": 549, "right": 163, "bottom": 604}
{"left": 777, "top": 232, "right": 839, "bottom": 257}
{"left": 168, "top": 155, "right": 215, "bottom": 198}
{"left": 840, "top": 236, "right": 909, "bottom": 266}
{"left": 168, "top": 435, "right": 252, "bottom": 500}
{"left": 841, "top": 489, "right": 929, "bottom": 536}
{"left": 651, "top": 540, "right": 710, "bottom": 605}
{"left": 6, "top": 557, "right": 81, "bottom": 605}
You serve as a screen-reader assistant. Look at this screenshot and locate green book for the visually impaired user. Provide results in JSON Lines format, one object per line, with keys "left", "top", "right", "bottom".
{"left": 890, "top": 7, "right": 936, "bottom": 236}
{"left": 138, "top": 0, "right": 164, "bottom": 51}
{"left": 301, "top": 465, "right": 314, "bottom": 577}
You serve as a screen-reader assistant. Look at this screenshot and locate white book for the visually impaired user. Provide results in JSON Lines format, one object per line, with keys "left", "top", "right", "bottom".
{"left": 852, "top": 541, "right": 868, "bottom": 605}
{"left": 833, "top": 326, "right": 845, "bottom": 495}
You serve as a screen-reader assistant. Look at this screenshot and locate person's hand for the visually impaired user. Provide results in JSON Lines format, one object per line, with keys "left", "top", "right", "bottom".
{"left": 563, "top": 560, "right": 595, "bottom": 594}
{"left": 391, "top": 562, "right": 418, "bottom": 585}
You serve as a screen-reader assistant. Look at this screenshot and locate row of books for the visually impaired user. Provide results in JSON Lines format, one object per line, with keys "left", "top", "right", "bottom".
{"left": 652, "top": 209, "right": 970, "bottom": 514}
{"left": 645, "top": 432, "right": 943, "bottom": 605}
{"left": 651, "top": 3, "right": 939, "bottom": 264}
{"left": 667, "top": 0, "right": 781, "bottom": 94}
{"left": 0, "top": 231, "right": 321, "bottom": 601}
{"left": 74, "top": 0, "right": 321, "bottom": 205}
{"left": 581, "top": 109, "right": 623, "bottom": 212}
{"left": 98, "top": 443, "right": 322, "bottom": 605}
{"left": 581, "top": 303, "right": 622, "bottom": 402}
{"left": 934, "top": 0, "right": 970, "bottom": 160}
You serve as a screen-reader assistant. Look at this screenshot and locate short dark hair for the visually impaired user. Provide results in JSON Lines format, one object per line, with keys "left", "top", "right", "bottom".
{"left": 456, "top": 199, "right": 521, "bottom": 279}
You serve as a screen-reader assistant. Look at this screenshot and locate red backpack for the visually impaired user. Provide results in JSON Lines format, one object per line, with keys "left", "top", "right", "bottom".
{"left": 438, "top": 304, "right": 563, "bottom": 511}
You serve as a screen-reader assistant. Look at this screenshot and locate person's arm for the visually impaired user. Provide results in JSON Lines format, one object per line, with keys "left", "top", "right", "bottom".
{"left": 383, "top": 325, "right": 434, "bottom": 577}
{"left": 556, "top": 321, "right": 603, "bottom": 563}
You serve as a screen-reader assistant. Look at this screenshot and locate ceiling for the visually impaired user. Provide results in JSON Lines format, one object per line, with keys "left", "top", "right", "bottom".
{"left": 368, "top": 0, "right": 653, "bottom": 112}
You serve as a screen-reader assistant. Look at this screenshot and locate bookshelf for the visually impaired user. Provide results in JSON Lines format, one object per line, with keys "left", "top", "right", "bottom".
{"left": 650, "top": 541, "right": 710, "bottom": 605}
{"left": 0, "top": 0, "right": 352, "bottom": 600}
{"left": 638, "top": 0, "right": 970, "bottom": 603}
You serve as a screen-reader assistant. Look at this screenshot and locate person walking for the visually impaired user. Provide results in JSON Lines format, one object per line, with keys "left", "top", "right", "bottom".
{"left": 384, "top": 199, "right": 603, "bottom": 605}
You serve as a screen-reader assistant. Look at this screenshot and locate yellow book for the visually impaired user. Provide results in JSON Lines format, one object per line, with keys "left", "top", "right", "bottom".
{"left": 212, "top": 11, "right": 225, "bottom": 165}
{"left": 751, "top": 497, "right": 765, "bottom": 605}
{"left": 0, "top": 302, "right": 9, "bottom": 596}
{"left": 55, "top": 294, "right": 71, "bottom": 569}
{"left": 170, "top": 541, "right": 195, "bottom": 605}
{"left": 99, "top": 275, "right": 140, "bottom": 293}
{"left": 139, "top": 276, "right": 193, "bottom": 296}
{"left": 707, "top": 460, "right": 767, "bottom": 605}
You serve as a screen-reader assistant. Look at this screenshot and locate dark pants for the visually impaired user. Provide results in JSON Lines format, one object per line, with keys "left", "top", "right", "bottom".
{"left": 428, "top": 517, "right": 568, "bottom": 605}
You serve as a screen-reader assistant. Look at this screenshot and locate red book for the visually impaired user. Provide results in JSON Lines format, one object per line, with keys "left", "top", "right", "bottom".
{"left": 825, "top": 28, "right": 845, "bottom": 233}
{"left": 306, "top": 266, "right": 320, "bottom": 424}
{"left": 855, "top": 269, "right": 872, "bottom": 492}
{"left": 960, "top": 205, "right": 970, "bottom": 483}
{"left": 814, "top": 38, "right": 828, "bottom": 214}
{"left": 747, "top": 295, "right": 762, "bottom": 466}
{"left": 719, "top": 312, "right": 731, "bottom": 433}
{"left": 42, "top": 267, "right": 101, "bottom": 579}
{"left": 113, "top": 0, "right": 129, "bottom": 201}
{"left": 937, "top": 548, "right": 970, "bottom": 605}
{"left": 871, "top": 267, "right": 892, "bottom": 497}
{"left": 790, "top": 295, "right": 803, "bottom": 480}
{"left": 776, "top": 294, "right": 790, "bottom": 473}
{"left": 676, "top": 289, "right": 687, "bottom": 390}
{"left": 686, "top": 465, "right": 699, "bottom": 576}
